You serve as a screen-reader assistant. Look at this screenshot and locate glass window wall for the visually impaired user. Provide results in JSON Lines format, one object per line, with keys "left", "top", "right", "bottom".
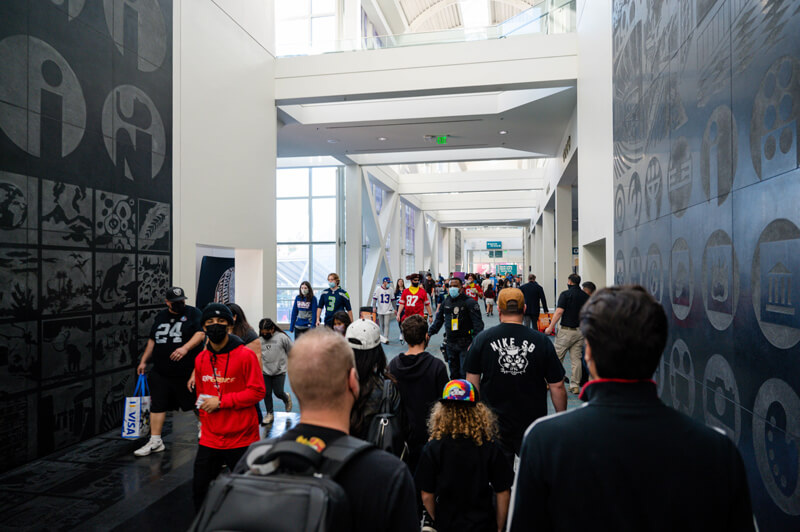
{"left": 276, "top": 167, "right": 339, "bottom": 322}
{"left": 276, "top": 0, "right": 338, "bottom": 56}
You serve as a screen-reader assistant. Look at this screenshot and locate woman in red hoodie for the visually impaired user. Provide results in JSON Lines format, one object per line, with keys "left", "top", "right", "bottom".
{"left": 192, "top": 303, "right": 265, "bottom": 510}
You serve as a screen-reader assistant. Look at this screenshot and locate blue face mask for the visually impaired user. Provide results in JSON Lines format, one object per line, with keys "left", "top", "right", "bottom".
{"left": 328, "top": 281, "right": 337, "bottom": 289}
{"left": 449, "top": 287, "right": 460, "bottom": 298}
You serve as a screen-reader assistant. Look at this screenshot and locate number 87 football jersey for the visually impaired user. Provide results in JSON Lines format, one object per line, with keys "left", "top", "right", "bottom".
{"left": 400, "top": 287, "right": 428, "bottom": 321}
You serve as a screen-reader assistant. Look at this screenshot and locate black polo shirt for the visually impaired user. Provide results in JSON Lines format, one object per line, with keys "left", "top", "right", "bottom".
{"left": 555, "top": 285, "right": 589, "bottom": 328}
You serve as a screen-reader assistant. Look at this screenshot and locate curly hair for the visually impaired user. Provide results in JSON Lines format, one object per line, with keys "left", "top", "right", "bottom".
{"left": 427, "top": 402, "right": 498, "bottom": 446}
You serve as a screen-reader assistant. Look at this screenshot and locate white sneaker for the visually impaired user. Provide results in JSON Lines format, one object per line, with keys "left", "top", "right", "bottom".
{"left": 134, "top": 439, "right": 165, "bottom": 456}
{"left": 261, "top": 412, "right": 274, "bottom": 425}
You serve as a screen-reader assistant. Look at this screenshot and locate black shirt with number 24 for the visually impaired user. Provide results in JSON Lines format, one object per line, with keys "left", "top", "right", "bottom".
{"left": 148, "top": 306, "right": 203, "bottom": 377}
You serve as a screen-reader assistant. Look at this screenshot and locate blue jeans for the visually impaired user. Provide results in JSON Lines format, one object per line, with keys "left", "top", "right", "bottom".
{"left": 445, "top": 342, "right": 470, "bottom": 380}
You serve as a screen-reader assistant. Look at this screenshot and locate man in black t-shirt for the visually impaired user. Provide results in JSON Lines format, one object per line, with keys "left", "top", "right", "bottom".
{"left": 519, "top": 274, "right": 548, "bottom": 329}
{"left": 545, "top": 273, "right": 591, "bottom": 394}
{"left": 465, "top": 288, "right": 566, "bottom": 459}
{"left": 279, "top": 328, "right": 418, "bottom": 532}
{"left": 134, "top": 287, "right": 205, "bottom": 457}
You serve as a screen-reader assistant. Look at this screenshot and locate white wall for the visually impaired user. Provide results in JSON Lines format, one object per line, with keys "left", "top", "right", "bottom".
{"left": 576, "top": 0, "right": 613, "bottom": 285}
{"left": 173, "top": 0, "right": 277, "bottom": 323}
{"left": 275, "top": 32, "right": 577, "bottom": 101}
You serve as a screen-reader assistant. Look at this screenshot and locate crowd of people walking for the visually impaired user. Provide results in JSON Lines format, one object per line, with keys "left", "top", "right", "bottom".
{"left": 133, "top": 268, "right": 754, "bottom": 532}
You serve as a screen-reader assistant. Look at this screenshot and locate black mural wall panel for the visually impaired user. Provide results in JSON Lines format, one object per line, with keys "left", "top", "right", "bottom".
{"left": 612, "top": 0, "right": 800, "bottom": 527}
{"left": 0, "top": 0, "right": 172, "bottom": 472}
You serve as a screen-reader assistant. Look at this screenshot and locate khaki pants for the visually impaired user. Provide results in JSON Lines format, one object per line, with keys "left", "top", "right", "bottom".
{"left": 377, "top": 313, "right": 393, "bottom": 339}
{"left": 554, "top": 327, "right": 584, "bottom": 391}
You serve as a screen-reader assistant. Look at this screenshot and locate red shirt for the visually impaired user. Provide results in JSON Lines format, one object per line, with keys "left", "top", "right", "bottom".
{"left": 465, "top": 282, "right": 483, "bottom": 301}
{"left": 400, "top": 287, "right": 428, "bottom": 321}
{"left": 194, "top": 339, "right": 266, "bottom": 450}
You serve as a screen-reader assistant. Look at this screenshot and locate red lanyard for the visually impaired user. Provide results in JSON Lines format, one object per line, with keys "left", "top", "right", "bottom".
{"left": 209, "top": 352, "right": 230, "bottom": 400}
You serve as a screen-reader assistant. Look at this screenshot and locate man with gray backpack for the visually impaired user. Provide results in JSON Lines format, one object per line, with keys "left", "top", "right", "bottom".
{"left": 190, "top": 328, "right": 418, "bottom": 532}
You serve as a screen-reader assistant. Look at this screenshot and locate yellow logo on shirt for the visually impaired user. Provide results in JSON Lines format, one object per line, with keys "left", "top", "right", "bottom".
{"left": 296, "top": 436, "right": 326, "bottom": 453}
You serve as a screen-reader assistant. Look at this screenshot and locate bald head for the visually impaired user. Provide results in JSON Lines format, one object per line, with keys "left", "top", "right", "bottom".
{"left": 289, "top": 328, "right": 356, "bottom": 410}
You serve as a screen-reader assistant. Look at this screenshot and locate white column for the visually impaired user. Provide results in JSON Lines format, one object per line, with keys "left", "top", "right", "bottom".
{"left": 172, "top": 0, "right": 276, "bottom": 318}
{"left": 341, "top": 0, "right": 362, "bottom": 50}
{"left": 235, "top": 248, "right": 263, "bottom": 325}
{"left": 390, "top": 197, "right": 403, "bottom": 279}
{"left": 534, "top": 220, "right": 543, "bottom": 280}
{"left": 447, "top": 229, "right": 456, "bottom": 273}
{"left": 555, "top": 185, "right": 573, "bottom": 291}
{"left": 415, "top": 209, "right": 425, "bottom": 272}
{"left": 541, "top": 209, "right": 556, "bottom": 306}
{"left": 344, "top": 164, "right": 363, "bottom": 308}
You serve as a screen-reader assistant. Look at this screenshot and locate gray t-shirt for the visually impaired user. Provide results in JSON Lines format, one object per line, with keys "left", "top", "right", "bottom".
{"left": 260, "top": 333, "right": 292, "bottom": 375}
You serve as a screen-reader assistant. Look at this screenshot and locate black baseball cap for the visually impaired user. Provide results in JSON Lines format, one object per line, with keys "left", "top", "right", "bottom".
{"left": 201, "top": 303, "right": 234, "bottom": 325}
{"left": 166, "top": 286, "right": 187, "bottom": 302}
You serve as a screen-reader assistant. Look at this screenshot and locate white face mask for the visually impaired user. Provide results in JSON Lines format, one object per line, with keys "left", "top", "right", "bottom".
{"left": 301, "top": 287, "right": 309, "bottom": 295}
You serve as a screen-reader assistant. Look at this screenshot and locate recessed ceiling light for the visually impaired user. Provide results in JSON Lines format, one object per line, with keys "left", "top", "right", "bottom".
{"left": 499, "top": 130, "right": 508, "bottom": 135}
{"left": 377, "top": 137, "right": 387, "bottom": 141}
{"left": 327, "top": 138, "right": 339, "bottom": 143}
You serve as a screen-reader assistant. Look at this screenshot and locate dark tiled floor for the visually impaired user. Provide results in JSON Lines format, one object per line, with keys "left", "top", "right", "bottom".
{"left": 0, "top": 311, "right": 581, "bottom": 531}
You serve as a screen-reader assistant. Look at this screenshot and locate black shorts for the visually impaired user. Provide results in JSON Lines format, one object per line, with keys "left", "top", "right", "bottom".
{"left": 149, "top": 369, "right": 196, "bottom": 413}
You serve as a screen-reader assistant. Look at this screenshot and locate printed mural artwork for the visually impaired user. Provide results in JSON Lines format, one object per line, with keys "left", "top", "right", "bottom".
{"left": 612, "top": 0, "right": 800, "bottom": 527}
{"left": 0, "top": 0, "right": 172, "bottom": 473}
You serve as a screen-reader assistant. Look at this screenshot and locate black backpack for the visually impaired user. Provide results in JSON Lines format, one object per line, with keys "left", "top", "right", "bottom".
{"left": 189, "top": 435, "right": 373, "bottom": 532}
{"left": 366, "top": 379, "right": 408, "bottom": 460}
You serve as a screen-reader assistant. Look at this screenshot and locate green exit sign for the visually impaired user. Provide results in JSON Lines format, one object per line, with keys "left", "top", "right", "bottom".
{"left": 436, "top": 136, "right": 447, "bottom": 145}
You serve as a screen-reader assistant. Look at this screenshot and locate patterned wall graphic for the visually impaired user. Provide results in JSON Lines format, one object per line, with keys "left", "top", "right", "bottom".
{"left": 0, "top": 0, "right": 172, "bottom": 473}
{"left": 612, "top": 0, "right": 800, "bottom": 527}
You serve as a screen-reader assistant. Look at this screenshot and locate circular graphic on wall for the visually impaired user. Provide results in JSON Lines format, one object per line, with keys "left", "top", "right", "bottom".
{"left": 615, "top": 183, "right": 626, "bottom": 234}
{"left": 750, "top": 56, "right": 800, "bottom": 180}
{"left": 0, "top": 182, "right": 28, "bottom": 230}
{"left": 751, "top": 219, "right": 800, "bottom": 349}
{"left": 103, "top": 0, "right": 167, "bottom": 71}
{"left": 668, "top": 136, "right": 692, "bottom": 217}
{"left": 629, "top": 246, "right": 642, "bottom": 286}
{"left": 646, "top": 243, "right": 663, "bottom": 303}
{"left": 702, "top": 230, "right": 739, "bottom": 331}
{"left": 0, "top": 35, "right": 86, "bottom": 158}
{"left": 628, "top": 172, "right": 643, "bottom": 227}
{"left": 668, "top": 338, "right": 695, "bottom": 416}
{"left": 101, "top": 85, "right": 166, "bottom": 181}
{"left": 51, "top": 0, "right": 87, "bottom": 20}
{"left": 615, "top": 249, "right": 626, "bottom": 286}
{"left": 670, "top": 237, "right": 694, "bottom": 320}
{"left": 752, "top": 378, "right": 800, "bottom": 515}
{"left": 702, "top": 354, "right": 741, "bottom": 444}
{"left": 644, "top": 156, "right": 663, "bottom": 220}
{"left": 701, "top": 105, "right": 737, "bottom": 205}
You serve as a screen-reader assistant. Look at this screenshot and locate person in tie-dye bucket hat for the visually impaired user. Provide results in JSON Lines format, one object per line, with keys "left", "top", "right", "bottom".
{"left": 414, "top": 379, "right": 514, "bottom": 532}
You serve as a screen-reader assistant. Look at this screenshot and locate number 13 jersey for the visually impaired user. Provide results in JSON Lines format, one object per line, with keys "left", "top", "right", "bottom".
{"left": 149, "top": 305, "right": 203, "bottom": 377}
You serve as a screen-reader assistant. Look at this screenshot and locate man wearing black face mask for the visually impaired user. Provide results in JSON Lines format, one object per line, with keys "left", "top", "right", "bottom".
{"left": 135, "top": 287, "right": 205, "bottom": 457}
{"left": 192, "top": 303, "right": 265, "bottom": 510}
